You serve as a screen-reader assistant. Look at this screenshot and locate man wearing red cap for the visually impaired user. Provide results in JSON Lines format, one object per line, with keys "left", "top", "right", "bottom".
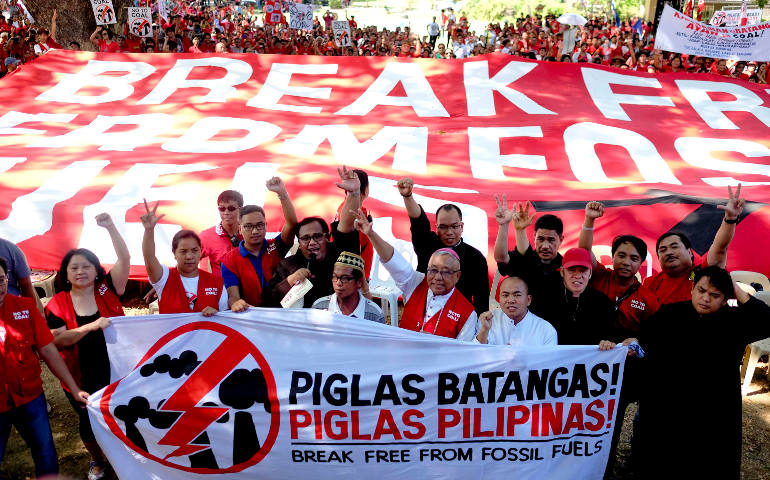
{"left": 352, "top": 210, "right": 477, "bottom": 340}
{"left": 537, "top": 247, "right": 616, "bottom": 346}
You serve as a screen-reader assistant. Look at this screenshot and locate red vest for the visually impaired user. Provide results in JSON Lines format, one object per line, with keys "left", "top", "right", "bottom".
{"left": 400, "top": 281, "right": 474, "bottom": 339}
{"left": 45, "top": 279, "right": 124, "bottom": 392}
{"left": 221, "top": 239, "right": 282, "bottom": 307}
{"left": 0, "top": 295, "right": 51, "bottom": 412}
{"left": 158, "top": 268, "right": 223, "bottom": 314}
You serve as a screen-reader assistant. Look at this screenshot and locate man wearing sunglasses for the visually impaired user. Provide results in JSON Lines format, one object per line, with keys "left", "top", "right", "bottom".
{"left": 311, "top": 251, "right": 384, "bottom": 323}
{"left": 199, "top": 190, "right": 244, "bottom": 277}
{"left": 221, "top": 177, "right": 297, "bottom": 312}
{"left": 352, "top": 210, "right": 477, "bottom": 340}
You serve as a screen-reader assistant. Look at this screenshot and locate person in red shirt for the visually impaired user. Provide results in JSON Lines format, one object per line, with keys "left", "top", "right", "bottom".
{"left": 200, "top": 190, "right": 243, "bottom": 277}
{"left": 578, "top": 201, "right": 660, "bottom": 474}
{"left": 0, "top": 257, "right": 89, "bottom": 478}
{"left": 644, "top": 185, "right": 746, "bottom": 305}
{"left": 712, "top": 58, "right": 732, "bottom": 77}
{"left": 89, "top": 26, "right": 121, "bottom": 53}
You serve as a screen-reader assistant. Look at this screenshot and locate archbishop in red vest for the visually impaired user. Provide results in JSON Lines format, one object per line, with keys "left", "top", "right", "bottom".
{"left": 353, "top": 210, "right": 477, "bottom": 340}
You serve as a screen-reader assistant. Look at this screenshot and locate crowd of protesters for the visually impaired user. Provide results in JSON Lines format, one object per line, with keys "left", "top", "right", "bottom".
{"left": 0, "top": 0, "right": 767, "bottom": 83}
{"left": 1, "top": 162, "right": 769, "bottom": 479}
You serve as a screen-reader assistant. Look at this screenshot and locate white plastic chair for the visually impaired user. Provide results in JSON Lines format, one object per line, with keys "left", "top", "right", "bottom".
{"left": 731, "top": 271, "right": 770, "bottom": 292}
{"left": 369, "top": 253, "right": 403, "bottom": 327}
{"left": 367, "top": 217, "right": 417, "bottom": 328}
{"left": 740, "top": 291, "right": 770, "bottom": 395}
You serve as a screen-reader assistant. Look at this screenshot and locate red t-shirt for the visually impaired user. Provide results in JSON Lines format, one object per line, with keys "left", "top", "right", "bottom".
{"left": 0, "top": 295, "right": 54, "bottom": 412}
{"left": 200, "top": 223, "right": 242, "bottom": 277}
{"left": 590, "top": 263, "right": 658, "bottom": 334}
{"left": 98, "top": 39, "right": 121, "bottom": 53}
{"left": 644, "top": 258, "right": 708, "bottom": 305}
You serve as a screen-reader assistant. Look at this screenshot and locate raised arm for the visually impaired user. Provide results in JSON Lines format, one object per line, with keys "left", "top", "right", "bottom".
{"left": 140, "top": 200, "right": 165, "bottom": 284}
{"left": 96, "top": 213, "right": 130, "bottom": 295}
{"left": 352, "top": 209, "right": 394, "bottom": 262}
{"left": 512, "top": 201, "right": 535, "bottom": 256}
{"left": 89, "top": 26, "right": 102, "bottom": 47}
{"left": 493, "top": 194, "right": 514, "bottom": 264}
{"left": 577, "top": 201, "right": 604, "bottom": 268}
{"left": 265, "top": 176, "right": 297, "bottom": 245}
{"left": 396, "top": 177, "right": 421, "bottom": 219}
{"left": 50, "top": 9, "right": 57, "bottom": 40}
{"left": 335, "top": 166, "right": 361, "bottom": 233}
{"left": 707, "top": 184, "right": 745, "bottom": 268}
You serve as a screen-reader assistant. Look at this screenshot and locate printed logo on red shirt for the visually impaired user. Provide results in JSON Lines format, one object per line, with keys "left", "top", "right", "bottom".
{"left": 629, "top": 299, "right": 646, "bottom": 311}
{"left": 12, "top": 309, "right": 29, "bottom": 320}
{"left": 204, "top": 287, "right": 218, "bottom": 296}
{"left": 447, "top": 310, "right": 460, "bottom": 322}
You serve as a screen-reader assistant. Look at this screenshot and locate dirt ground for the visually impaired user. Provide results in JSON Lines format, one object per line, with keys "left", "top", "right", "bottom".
{"left": 2, "top": 298, "right": 769, "bottom": 479}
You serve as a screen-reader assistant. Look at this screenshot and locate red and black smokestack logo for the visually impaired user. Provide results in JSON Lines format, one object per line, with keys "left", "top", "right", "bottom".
{"left": 101, "top": 321, "right": 280, "bottom": 473}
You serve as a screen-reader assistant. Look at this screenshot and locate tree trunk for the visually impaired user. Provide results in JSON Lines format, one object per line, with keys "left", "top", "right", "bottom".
{"left": 26, "top": 0, "right": 133, "bottom": 50}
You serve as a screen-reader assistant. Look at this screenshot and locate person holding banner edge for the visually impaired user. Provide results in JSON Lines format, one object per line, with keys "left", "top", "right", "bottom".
{"left": 610, "top": 266, "right": 770, "bottom": 478}
{"left": 352, "top": 208, "right": 477, "bottom": 340}
{"left": 141, "top": 200, "right": 228, "bottom": 316}
{"left": 45, "top": 212, "right": 129, "bottom": 480}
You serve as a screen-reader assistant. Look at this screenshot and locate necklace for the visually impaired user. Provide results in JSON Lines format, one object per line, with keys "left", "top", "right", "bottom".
{"left": 564, "top": 287, "right": 580, "bottom": 323}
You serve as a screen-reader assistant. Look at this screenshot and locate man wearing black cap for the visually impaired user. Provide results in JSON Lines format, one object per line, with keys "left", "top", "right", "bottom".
{"left": 312, "top": 251, "right": 384, "bottom": 323}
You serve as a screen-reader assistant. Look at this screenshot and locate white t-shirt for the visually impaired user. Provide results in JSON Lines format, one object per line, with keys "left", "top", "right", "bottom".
{"left": 428, "top": 22, "right": 440, "bottom": 36}
{"left": 152, "top": 265, "right": 229, "bottom": 312}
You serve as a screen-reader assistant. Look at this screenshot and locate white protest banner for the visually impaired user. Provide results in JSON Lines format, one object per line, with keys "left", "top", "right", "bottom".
{"left": 158, "top": 0, "right": 169, "bottom": 22}
{"left": 710, "top": 8, "right": 762, "bottom": 26}
{"left": 288, "top": 2, "right": 313, "bottom": 30}
{"left": 127, "top": 7, "right": 153, "bottom": 38}
{"left": 332, "top": 19, "right": 352, "bottom": 47}
{"left": 654, "top": 4, "right": 770, "bottom": 61}
{"left": 87, "top": 310, "right": 626, "bottom": 479}
{"left": 90, "top": 0, "right": 117, "bottom": 25}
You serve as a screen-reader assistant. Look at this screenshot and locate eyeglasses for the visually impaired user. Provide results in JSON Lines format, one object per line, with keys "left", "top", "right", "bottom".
{"left": 218, "top": 205, "right": 238, "bottom": 212}
{"left": 241, "top": 222, "right": 266, "bottom": 231}
{"left": 331, "top": 274, "right": 355, "bottom": 284}
{"left": 298, "top": 233, "right": 327, "bottom": 244}
{"left": 426, "top": 268, "right": 459, "bottom": 279}
{"left": 436, "top": 223, "right": 462, "bottom": 231}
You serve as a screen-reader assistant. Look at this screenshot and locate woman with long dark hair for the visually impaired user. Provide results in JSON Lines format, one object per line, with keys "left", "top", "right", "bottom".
{"left": 45, "top": 213, "right": 129, "bottom": 480}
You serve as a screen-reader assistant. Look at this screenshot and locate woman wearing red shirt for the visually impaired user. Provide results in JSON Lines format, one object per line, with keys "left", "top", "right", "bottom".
{"left": 0, "top": 257, "right": 88, "bottom": 478}
{"left": 89, "top": 26, "right": 120, "bottom": 53}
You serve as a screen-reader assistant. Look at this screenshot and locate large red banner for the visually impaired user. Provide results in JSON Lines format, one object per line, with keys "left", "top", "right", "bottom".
{"left": 0, "top": 51, "right": 768, "bottom": 278}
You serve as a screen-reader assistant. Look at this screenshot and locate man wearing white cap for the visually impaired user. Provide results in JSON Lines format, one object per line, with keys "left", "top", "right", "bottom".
{"left": 352, "top": 210, "right": 477, "bottom": 340}
{"left": 312, "top": 251, "right": 384, "bottom": 323}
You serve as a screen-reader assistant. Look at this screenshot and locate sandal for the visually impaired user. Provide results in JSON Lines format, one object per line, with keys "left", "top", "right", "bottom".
{"left": 88, "top": 460, "right": 107, "bottom": 480}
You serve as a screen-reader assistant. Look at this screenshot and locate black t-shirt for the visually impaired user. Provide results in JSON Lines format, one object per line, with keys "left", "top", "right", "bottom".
{"left": 498, "top": 246, "right": 563, "bottom": 319}
{"left": 46, "top": 274, "right": 115, "bottom": 393}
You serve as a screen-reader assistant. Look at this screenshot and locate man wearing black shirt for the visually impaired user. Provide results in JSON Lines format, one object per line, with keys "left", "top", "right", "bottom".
{"left": 396, "top": 177, "right": 489, "bottom": 314}
{"left": 493, "top": 196, "right": 564, "bottom": 318}
{"left": 265, "top": 168, "right": 362, "bottom": 307}
{"left": 535, "top": 247, "right": 616, "bottom": 345}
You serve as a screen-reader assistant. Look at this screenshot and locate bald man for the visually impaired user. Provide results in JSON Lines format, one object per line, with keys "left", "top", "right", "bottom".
{"left": 353, "top": 210, "right": 477, "bottom": 340}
